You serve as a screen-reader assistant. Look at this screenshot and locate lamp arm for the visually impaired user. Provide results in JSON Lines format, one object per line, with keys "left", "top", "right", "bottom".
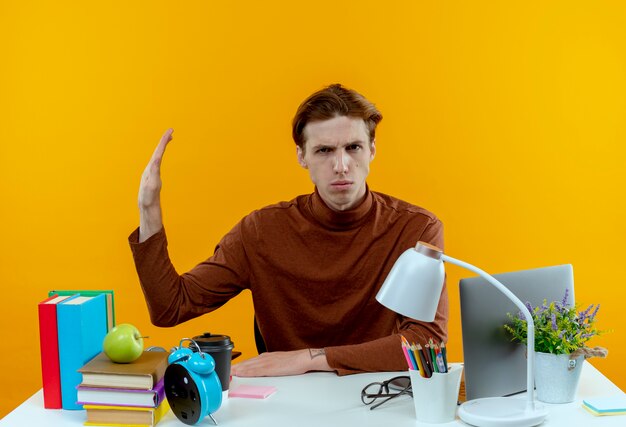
{"left": 441, "top": 254, "right": 537, "bottom": 410}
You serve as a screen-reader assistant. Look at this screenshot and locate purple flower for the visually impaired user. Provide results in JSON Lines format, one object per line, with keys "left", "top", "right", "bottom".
{"left": 561, "top": 288, "right": 570, "bottom": 307}
{"left": 589, "top": 304, "right": 600, "bottom": 322}
{"left": 525, "top": 302, "right": 533, "bottom": 314}
{"left": 578, "top": 304, "right": 593, "bottom": 322}
{"left": 558, "top": 330, "right": 566, "bottom": 339}
{"left": 551, "top": 313, "right": 557, "bottom": 330}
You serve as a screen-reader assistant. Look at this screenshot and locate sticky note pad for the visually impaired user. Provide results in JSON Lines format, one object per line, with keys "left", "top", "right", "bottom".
{"left": 229, "top": 385, "right": 277, "bottom": 399}
{"left": 583, "top": 396, "right": 626, "bottom": 415}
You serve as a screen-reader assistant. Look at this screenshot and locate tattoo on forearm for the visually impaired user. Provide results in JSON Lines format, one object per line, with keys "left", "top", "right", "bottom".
{"left": 309, "top": 348, "right": 326, "bottom": 359}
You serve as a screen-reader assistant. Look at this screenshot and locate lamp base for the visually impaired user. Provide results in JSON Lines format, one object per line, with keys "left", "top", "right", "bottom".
{"left": 458, "top": 397, "right": 547, "bottom": 427}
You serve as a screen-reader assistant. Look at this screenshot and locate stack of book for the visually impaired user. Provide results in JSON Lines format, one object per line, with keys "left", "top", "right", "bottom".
{"left": 77, "top": 351, "right": 170, "bottom": 426}
{"left": 38, "top": 290, "right": 114, "bottom": 409}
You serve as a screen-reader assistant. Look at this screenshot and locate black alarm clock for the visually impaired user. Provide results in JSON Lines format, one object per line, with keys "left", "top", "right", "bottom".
{"left": 164, "top": 338, "right": 222, "bottom": 425}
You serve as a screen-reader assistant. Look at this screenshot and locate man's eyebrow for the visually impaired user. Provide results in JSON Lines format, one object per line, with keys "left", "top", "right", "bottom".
{"left": 309, "top": 143, "right": 334, "bottom": 150}
{"left": 309, "top": 140, "right": 367, "bottom": 151}
{"left": 341, "top": 140, "right": 367, "bottom": 147}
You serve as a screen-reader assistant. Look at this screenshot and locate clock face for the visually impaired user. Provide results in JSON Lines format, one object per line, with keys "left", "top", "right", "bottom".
{"left": 165, "top": 363, "right": 203, "bottom": 425}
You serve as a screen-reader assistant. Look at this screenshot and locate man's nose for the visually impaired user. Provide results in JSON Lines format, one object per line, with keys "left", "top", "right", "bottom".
{"left": 333, "top": 151, "right": 349, "bottom": 174}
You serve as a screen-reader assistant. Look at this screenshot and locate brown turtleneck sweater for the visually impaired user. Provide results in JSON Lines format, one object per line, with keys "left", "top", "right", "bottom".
{"left": 129, "top": 189, "right": 448, "bottom": 375}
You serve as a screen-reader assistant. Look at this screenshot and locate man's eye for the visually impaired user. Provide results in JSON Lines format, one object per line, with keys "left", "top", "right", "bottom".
{"left": 347, "top": 144, "right": 361, "bottom": 151}
{"left": 318, "top": 147, "right": 331, "bottom": 153}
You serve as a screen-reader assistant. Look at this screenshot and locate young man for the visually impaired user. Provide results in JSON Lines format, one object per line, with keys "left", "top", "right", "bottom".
{"left": 129, "top": 84, "right": 448, "bottom": 376}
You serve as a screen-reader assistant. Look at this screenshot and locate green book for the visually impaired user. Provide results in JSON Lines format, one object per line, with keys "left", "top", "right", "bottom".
{"left": 49, "top": 290, "right": 115, "bottom": 332}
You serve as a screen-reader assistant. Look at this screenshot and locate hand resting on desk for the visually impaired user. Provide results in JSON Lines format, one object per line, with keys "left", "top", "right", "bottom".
{"left": 231, "top": 349, "right": 331, "bottom": 377}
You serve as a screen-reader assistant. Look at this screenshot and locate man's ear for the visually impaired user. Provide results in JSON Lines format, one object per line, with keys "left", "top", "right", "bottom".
{"left": 297, "top": 145, "right": 308, "bottom": 169}
{"left": 370, "top": 140, "right": 376, "bottom": 161}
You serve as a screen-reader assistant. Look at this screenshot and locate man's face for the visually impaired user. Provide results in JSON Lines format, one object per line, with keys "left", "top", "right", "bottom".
{"left": 297, "top": 116, "right": 376, "bottom": 212}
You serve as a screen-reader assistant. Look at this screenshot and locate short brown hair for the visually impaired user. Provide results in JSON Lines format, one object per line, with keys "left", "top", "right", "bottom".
{"left": 292, "top": 84, "right": 383, "bottom": 148}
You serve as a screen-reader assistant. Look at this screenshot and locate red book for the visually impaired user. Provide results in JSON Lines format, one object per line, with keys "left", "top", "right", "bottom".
{"left": 38, "top": 294, "right": 73, "bottom": 409}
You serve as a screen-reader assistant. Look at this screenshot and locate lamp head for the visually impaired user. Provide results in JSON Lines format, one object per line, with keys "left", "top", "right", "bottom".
{"left": 375, "top": 242, "right": 445, "bottom": 321}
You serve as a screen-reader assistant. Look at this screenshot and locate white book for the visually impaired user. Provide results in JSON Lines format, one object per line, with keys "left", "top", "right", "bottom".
{"left": 77, "top": 378, "right": 165, "bottom": 408}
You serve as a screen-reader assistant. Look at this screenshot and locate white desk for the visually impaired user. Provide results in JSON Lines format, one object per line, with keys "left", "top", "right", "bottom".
{"left": 1, "top": 363, "right": 623, "bottom": 426}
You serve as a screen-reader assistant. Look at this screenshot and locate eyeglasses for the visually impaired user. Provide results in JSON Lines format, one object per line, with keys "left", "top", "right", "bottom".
{"left": 361, "top": 376, "right": 412, "bottom": 410}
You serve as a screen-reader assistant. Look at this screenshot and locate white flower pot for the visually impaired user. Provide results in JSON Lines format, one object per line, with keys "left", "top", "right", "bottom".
{"left": 534, "top": 351, "right": 584, "bottom": 403}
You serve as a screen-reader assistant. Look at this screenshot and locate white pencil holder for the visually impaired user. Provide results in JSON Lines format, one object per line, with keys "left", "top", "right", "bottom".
{"left": 409, "top": 364, "right": 463, "bottom": 423}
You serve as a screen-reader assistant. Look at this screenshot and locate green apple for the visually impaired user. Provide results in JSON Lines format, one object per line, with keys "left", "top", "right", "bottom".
{"left": 103, "top": 323, "right": 145, "bottom": 363}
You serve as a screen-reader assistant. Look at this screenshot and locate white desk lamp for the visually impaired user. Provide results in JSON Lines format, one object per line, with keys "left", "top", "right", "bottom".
{"left": 376, "top": 242, "right": 548, "bottom": 427}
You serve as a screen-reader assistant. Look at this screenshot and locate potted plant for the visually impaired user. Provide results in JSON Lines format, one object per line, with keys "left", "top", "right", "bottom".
{"left": 505, "top": 288, "right": 608, "bottom": 403}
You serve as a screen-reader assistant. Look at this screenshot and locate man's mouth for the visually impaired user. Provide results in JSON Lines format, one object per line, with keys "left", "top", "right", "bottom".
{"left": 331, "top": 180, "right": 353, "bottom": 190}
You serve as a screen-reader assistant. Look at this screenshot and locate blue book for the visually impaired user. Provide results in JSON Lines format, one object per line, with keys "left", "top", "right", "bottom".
{"left": 57, "top": 294, "right": 107, "bottom": 410}
{"left": 49, "top": 289, "right": 115, "bottom": 332}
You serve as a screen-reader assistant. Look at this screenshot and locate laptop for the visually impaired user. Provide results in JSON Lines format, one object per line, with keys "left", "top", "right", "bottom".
{"left": 459, "top": 264, "right": 575, "bottom": 401}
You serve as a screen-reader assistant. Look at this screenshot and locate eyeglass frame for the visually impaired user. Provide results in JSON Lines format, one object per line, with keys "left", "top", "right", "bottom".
{"left": 360, "top": 375, "right": 413, "bottom": 410}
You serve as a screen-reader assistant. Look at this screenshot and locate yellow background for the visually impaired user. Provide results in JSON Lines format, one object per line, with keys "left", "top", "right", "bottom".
{"left": 1, "top": 0, "right": 625, "bottom": 418}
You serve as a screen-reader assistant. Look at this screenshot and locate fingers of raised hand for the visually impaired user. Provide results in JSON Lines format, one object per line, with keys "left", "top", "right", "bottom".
{"left": 150, "top": 128, "right": 174, "bottom": 165}
{"left": 160, "top": 128, "right": 174, "bottom": 145}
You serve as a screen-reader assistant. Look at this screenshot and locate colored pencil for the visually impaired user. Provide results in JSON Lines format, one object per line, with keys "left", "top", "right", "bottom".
{"left": 441, "top": 341, "right": 448, "bottom": 372}
{"left": 400, "top": 336, "right": 417, "bottom": 370}
{"left": 416, "top": 344, "right": 432, "bottom": 378}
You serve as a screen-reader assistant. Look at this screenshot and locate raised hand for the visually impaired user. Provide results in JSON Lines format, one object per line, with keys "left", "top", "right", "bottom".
{"left": 138, "top": 129, "right": 174, "bottom": 242}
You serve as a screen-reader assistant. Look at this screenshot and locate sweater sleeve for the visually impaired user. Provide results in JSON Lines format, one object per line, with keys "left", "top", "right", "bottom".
{"left": 128, "top": 224, "right": 250, "bottom": 327}
{"left": 324, "top": 218, "right": 448, "bottom": 376}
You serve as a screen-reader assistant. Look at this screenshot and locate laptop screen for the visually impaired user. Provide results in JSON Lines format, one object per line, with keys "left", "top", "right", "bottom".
{"left": 459, "top": 264, "right": 575, "bottom": 401}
